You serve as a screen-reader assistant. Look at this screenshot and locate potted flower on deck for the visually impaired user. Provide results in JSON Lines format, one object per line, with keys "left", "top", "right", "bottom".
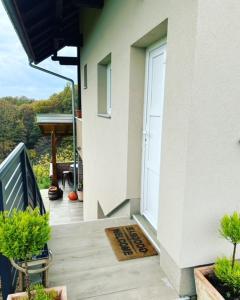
{"left": 0, "top": 207, "right": 67, "bottom": 300}
{"left": 194, "top": 211, "right": 240, "bottom": 300}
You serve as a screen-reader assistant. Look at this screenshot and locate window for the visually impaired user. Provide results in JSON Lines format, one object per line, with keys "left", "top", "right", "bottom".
{"left": 84, "top": 64, "right": 87, "bottom": 89}
{"left": 97, "top": 54, "right": 112, "bottom": 118}
{"left": 106, "top": 63, "right": 112, "bottom": 115}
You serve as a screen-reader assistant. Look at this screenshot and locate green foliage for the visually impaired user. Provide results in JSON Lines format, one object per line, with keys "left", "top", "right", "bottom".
{"left": 0, "top": 84, "right": 76, "bottom": 162}
{"left": 31, "top": 84, "right": 75, "bottom": 114}
{"left": 214, "top": 212, "right": 240, "bottom": 296}
{"left": 36, "top": 175, "right": 51, "bottom": 190}
{"left": 215, "top": 257, "right": 240, "bottom": 296}
{"left": 0, "top": 96, "right": 34, "bottom": 106}
{"left": 19, "top": 104, "right": 41, "bottom": 149}
{"left": 28, "top": 149, "right": 38, "bottom": 161}
{"left": 31, "top": 284, "right": 58, "bottom": 300}
{"left": 0, "top": 208, "right": 51, "bottom": 299}
{"left": 0, "top": 85, "right": 75, "bottom": 191}
{"left": 0, "top": 207, "right": 51, "bottom": 261}
{"left": 220, "top": 212, "right": 240, "bottom": 245}
{"left": 0, "top": 100, "right": 26, "bottom": 161}
{"left": 33, "top": 155, "right": 51, "bottom": 189}
{"left": 56, "top": 140, "right": 73, "bottom": 162}
{"left": 33, "top": 143, "right": 73, "bottom": 189}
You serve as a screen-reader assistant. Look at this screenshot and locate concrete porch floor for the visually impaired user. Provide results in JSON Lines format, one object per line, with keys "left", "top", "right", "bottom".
{"left": 41, "top": 184, "right": 179, "bottom": 299}
{"left": 48, "top": 218, "right": 179, "bottom": 300}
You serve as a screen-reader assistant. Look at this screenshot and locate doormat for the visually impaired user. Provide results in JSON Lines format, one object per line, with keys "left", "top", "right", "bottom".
{"left": 105, "top": 224, "right": 158, "bottom": 261}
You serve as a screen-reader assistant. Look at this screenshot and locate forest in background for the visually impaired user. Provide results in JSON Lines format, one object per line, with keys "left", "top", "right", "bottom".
{"left": 0, "top": 85, "right": 75, "bottom": 188}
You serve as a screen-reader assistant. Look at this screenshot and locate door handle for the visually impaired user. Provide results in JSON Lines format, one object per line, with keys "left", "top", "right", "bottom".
{"left": 143, "top": 131, "right": 149, "bottom": 143}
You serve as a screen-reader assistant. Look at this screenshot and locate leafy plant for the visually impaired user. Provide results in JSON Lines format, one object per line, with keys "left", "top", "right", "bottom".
{"left": 33, "top": 143, "right": 73, "bottom": 190}
{"left": 215, "top": 257, "right": 240, "bottom": 297}
{"left": 219, "top": 212, "right": 240, "bottom": 268}
{"left": 56, "top": 142, "right": 73, "bottom": 162}
{"left": 214, "top": 211, "right": 240, "bottom": 297}
{"left": 19, "top": 284, "right": 59, "bottom": 300}
{"left": 0, "top": 207, "right": 51, "bottom": 299}
{"left": 33, "top": 162, "right": 51, "bottom": 189}
{"left": 31, "top": 284, "right": 58, "bottom": 300}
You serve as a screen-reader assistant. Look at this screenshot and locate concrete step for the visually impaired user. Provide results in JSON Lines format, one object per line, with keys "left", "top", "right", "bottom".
{"left": 133, "top": 214, "right": 161, "bottom": 253}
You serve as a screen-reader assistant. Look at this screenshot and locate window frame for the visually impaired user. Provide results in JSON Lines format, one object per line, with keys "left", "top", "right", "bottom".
{"left": 97, "top": 54, "right": 112, "bottom": 119}
{"left": 106, "top": 62, "right": 112, "bottom": 115}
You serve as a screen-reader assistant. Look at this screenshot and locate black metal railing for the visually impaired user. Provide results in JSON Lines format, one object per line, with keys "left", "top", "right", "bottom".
{"left": 0, "top": 143, "right": 45, "bottom": 300}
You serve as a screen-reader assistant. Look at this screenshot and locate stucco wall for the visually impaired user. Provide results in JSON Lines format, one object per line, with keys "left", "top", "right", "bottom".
{"left": 80, "top": 0, "right": 198, "bottom": 269}
{"left": 181, "top": 0, "right": 240, "bottom": 267}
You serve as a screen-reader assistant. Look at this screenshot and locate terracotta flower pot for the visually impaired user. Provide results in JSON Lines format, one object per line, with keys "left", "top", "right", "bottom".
{"left": 194, "top": 265, "right": 224, "bottom": 300}
{"left": 78, "top": 191, "right": 83, "bottom": 202}
{"left": 7, "top": 286, "right": 67, "bottom": 300}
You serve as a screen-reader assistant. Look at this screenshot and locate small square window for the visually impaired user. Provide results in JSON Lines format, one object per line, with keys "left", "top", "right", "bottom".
{"left": 84, "top": 64, "right": 87, "bottom": 89}
{"left": 106, "top": 63, "right": 112, "bottom": 115}
{"left": 97, "top": 54, "right": 112, "bottom": 117}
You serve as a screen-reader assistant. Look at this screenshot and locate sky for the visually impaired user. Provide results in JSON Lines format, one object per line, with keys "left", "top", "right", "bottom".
{"left": 0, "top": 2, "right": 77, "bottom": 100}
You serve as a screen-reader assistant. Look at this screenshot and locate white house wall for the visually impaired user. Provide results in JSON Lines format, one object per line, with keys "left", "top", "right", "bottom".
{"left": 181, "top": 0, "right": 240, "bottom": 267}
{"left": 80, "top": 0, "right": 198, "bottom": 270}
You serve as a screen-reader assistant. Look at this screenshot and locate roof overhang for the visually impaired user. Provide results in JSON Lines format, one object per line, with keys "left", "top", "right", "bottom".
{"left": 1, "top": 0, "right": 104, "bottom": 64}
{"left": 36, "top": 114, "right": 73, "bottom": 136}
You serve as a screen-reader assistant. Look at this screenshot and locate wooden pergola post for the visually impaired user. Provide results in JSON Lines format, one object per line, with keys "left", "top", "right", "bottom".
{"left": 36, "top": 114, "right": 73, "bottom": 200}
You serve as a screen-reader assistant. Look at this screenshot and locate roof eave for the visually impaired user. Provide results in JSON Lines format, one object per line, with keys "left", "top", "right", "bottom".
{"left": 1, "top": 0, "right": 35, "bottom": 63}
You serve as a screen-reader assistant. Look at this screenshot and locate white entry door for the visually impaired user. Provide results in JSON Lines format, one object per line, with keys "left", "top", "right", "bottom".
{"left": 142, "top": 41, "right": 167, "bottom": 229}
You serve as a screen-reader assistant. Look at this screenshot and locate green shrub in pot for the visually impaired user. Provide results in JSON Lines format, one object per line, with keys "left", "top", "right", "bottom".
{"left": 214, "top": 212, "right": 240, "bottom": 298}
{"left": 31, "top": 284, "right": 58, "bottom": 300}
{"left": 0, "top": 207, "right": 51, "bottom": 299}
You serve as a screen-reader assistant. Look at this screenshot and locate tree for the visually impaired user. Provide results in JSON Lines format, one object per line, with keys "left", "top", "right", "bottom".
{"left": 219, "top": 212, "right": 240, "bottom": 269}
{"left": 0, "top": 84, "right": 75, "bottom": 162}
{"left": 19, "top": 104, "right": 41, "bottom": 149}
{"left": 0, "top": 100, "right": 26, "bottom": 161}
{"left": 214, "top": 212, "right": 240, "bottom": 298}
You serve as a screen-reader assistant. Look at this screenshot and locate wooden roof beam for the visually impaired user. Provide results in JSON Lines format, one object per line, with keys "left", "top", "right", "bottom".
{"left": 28, "top": 17, "right": 54, "bottom": 35}
{"left": 22, "top": 0, "right": 51, "bottom": 25}
{"left": 32, "top": 38, "right": 52, "bottom": 50}
{"left": 56, "top": 0, "right": 63, "bottom": 22}
{"left": 54, "top": 34, "right": 83, "bottom": 47}
{"left": 30, "top": 27, "right": 53, "bottom": 43}
{"left": 51, "top": 55, "right": 79, "bottom": 66}
{"left": 72, "top": 0, "right": 104, "bottom": 9}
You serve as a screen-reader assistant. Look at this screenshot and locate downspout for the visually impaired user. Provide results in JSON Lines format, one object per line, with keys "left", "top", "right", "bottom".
{"left": 77, "top": 46, "right": 82, "bottom": 117}
{"left": 29, "top": 60, "right": 78, "bottom": 196}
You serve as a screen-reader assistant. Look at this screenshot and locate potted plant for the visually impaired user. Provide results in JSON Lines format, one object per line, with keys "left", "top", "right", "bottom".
{"left": 7, "top": 284, "right": 67, "bottom": 300}
{"left": 194, "top": 211, "right": 240, "bottom": 300}
{"left": 0, "top": 207, "right": 67, "bottom": 300}
{"left": 78, "top": 180, "right": 83, "bottom": 202}
{"left": 75, "top": 109, "right": 82, "bottom": 119}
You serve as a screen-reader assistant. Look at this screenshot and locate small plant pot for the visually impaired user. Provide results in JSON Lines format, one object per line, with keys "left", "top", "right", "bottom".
{"left": 7, "top": 286, "right": 67, "bottom": 300}
{"left": 75, "top": 110, "right": 82, "bottom": 118}
{"left": 78, "top": 191, "right": 83, "bottom": 202}
{"left": 194, "top": 265, "right": 225, "bottom": 300}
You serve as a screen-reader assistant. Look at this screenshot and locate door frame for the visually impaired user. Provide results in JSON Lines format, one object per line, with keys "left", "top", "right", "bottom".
{"left": 140, "top": 38, "right": 167, "bottom": 228}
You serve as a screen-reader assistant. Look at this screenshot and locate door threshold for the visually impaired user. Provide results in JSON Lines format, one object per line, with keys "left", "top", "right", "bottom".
{"left": 132, "top": 214, "right": 161, "bottom": 253}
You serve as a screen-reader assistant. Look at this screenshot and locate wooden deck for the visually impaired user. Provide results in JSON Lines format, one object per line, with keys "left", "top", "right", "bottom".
{"left": 48, "top": 218, "right": 179, "bottom": 300}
